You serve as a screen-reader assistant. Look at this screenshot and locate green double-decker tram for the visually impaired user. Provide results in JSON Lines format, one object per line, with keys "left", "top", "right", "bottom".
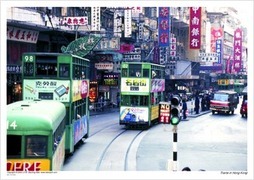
{"left": 120, "top": 62, "right": 165, "bottom": 128}
{"left": 22, "top": 52, "right": 90, "bottom": 154}
{"left": 7, "top": 99, "right": 66, "bottom": 171}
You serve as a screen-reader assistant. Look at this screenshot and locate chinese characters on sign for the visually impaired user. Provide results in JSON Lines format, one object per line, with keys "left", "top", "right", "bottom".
{"left": 158, "top": 7, "right": 170, "bottom": 47}
{"left": 91, "top": 7, "right": 101, "bottom": 31}
{"left": 216, "top": 39, "right": 222, "bottom": 64}
{"left": 124, "top": 9, "right": 132, "bottom": 38}
{"left": 189, "top": 7, "right": 201, "bottom": 49}
{"left": 7, "top": 26, "right": 39, "bottom": 44}
{"left": 211, "top": 27, "right": 223, "bottom": 52}
{"left": 233, "top": 28, "right": 243, "bottom": 73}
{"left": 61, "top": 16, "right": 88, "bottom": 26}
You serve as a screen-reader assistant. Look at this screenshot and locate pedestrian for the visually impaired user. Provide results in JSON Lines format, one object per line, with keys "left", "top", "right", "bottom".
{"left": 182, "top": 99, "right": 187, "bottom": 120}
{"left": 206, "top": 94, "right": 210, "bottom": 110}
{"left": 201, "top": 95, "right": 206, "bottom": 111}
{"left": 117, "top": 94, "right": 120, "bottom": 107}
{"left": 195, "top": 95, "right": 200, "bottom": 114}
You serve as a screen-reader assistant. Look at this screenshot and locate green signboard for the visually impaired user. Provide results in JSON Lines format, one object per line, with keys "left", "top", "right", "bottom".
{"left": 61, "top": 35, "right": 101, "bottom": 57}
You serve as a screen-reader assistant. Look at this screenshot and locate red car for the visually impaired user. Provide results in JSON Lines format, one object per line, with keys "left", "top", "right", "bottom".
{"left": 240, "top": 100, "right": 247, "bottom": 118}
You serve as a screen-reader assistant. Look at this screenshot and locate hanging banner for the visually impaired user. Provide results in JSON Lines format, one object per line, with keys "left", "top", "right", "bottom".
{"left": 233, "top": 28, "right": 243, "bottom": 73}
{"left": 189, "top": 7, "right": 201, "bottom": 49}
{"left": 158, "top": 7, "right": 170, "bottom": 47}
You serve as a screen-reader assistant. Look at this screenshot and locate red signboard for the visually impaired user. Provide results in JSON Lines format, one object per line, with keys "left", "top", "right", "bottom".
{"left": 159, "top": 102, "right": 170, "bottom": 124}
{"left": 233, "top": 28, "right": 243, "bottom": 73}
{"left": 189, "top": 7, "right": 201, "bottom": 49}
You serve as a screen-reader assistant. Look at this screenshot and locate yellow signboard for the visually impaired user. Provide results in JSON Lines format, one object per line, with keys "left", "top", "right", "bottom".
{"left": 7, "top": 159, "right": 50, "bottom": 172}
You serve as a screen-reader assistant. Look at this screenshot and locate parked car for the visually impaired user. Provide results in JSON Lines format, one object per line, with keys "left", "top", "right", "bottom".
{"left": 240, "top": 100, "right": 247, "bottom": 118}
{"left": 210, "top": 90, "right": 239, "bottom": 115}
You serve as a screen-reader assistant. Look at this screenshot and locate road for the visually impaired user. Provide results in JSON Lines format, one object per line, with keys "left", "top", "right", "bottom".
{"left": 63, "top": 104, "right": 247, "bottom": 173}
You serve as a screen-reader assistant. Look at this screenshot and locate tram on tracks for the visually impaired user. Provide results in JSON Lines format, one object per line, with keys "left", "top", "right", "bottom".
{"left": 7, "top": 99, "right": 66, "bottom": 171}
{"left": 119, "top": 62, "right": 165, "bottom": 128}
{"left": 21, "top": 52, "right": 90, "bottom": 154}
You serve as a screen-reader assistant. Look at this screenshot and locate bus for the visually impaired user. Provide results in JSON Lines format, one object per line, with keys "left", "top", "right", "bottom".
{"left": 119, "top": 62, "right": 165, "bottom": 128}
{"left": 21, "top": 52, "right": 90, "bottom": 154}
{"left": 7, "top": 99, "right": 66, "bottom": 171}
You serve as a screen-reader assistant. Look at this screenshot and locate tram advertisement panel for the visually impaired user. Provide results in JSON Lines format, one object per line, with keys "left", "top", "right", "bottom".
{"left": 120, "top": 106, "right": 149, "bottom": 122}
{"left": 7, "top": 159, "right": 50, "bottom": 171}
{"left": 121, "top": 78, "right": 150, "bottom": 93}
{"left": 23, "top": 79, "right": 70, "bottom": 102}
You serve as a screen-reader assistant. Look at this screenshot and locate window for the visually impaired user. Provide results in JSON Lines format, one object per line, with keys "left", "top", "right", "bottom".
{"left": 122, "top": 68, "right": 128, "bottom": 77}
{"left": 26, "top": 136, "right": 47, "bottom": 157}
{"left": 129, "top": 64, "right": 141, "bottom": 77}
{"left": 59, "top": 64, "right": 70, "bottom": 78}
{"left": 23, "top": 62, "right": 34, "bottom": 76}
{"left": 143, "top": 69, "right": 149, "bottom": 77}
{"left": 7, "top": 135, "right": 22, "bottom": 158}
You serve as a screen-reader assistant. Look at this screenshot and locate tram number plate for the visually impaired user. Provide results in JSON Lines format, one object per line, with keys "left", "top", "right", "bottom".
{"left": 130, "top": 87, "right": 139, "bottom": 91}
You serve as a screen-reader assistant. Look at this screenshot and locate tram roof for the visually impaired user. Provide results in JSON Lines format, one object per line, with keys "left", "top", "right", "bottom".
{"left": 121, "top": 61, "right": 165, "bottom": 67}
{"left": 7, "top": 100, "right": 66, "bottom": 135}
{"left": 22, "top": 52, "right": 90, "bottom": 61}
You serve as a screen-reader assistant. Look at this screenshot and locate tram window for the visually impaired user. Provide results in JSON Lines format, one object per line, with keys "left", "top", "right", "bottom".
{"left": 26, "top": 136, "right": 47, "bottom": 157}
{"left": 140, "top": 96, "right": 148, "bottom": 106}
{"left": 143, "top": 69, "right": 149, "bottom": 77}
{"left": 7, "top": 135, "right": 21, "bottom": 158}
{"left": 23, "top": 63, "right": 34, "bottom": 76}
{"left": 122, "top": 68, "right": 128, "bottom": 77}
{"left": 36, "top": 63, "right": 57, "bottom": 76}
{"left": 131, "top": 95, "right": 139, "bottom": 106}
{"left": 121, "top": 95, "right": 129, "bottom": 106}
{"left": 129, "top": 64, "right": 141, "bottom": 77}
{"left": 59, "top": 64, "right": 70, "bottom": 78}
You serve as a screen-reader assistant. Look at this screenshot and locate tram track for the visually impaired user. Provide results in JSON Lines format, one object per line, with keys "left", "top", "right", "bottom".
{"left": 95, "top": 128, "right": 147, "bottom": 171}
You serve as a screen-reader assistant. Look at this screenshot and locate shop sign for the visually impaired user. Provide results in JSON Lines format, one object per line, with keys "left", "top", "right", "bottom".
{"left": 61, "top": 35, "right": 101, "bottom": 57}
{"left": 7, "top": 65, "right": 22, "bottom": 74}
{"left": 189, "top": 7, "right": 201, "bottom": 49}
{"left": 60, "top": 16, "right": 88, "bottom": 26}
{"left": 7, "top": 26, "right": 39, "bottom": 44}
{"left": 95, "top": 63, "right": 113, "bottom": 70}
{"left": 93, "top": 37, "right": 120, "bottom": 51}
{"left": 158, "top": 7, "right": 170, "bottom": 47}
{"left": 233, "top": 28, "right": 243, "bottom": 73}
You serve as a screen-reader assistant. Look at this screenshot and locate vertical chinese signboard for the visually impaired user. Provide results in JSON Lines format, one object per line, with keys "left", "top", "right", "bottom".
{"left": 211, "top": 27, "right": 223, "bottom": 53}
{"left": 189, "top": 7, "right": 201, "bottom": 49}
{"left": 158, "top": 7, "right": 170, "bottom": 47}
{"left": 233, "top": 28, "right": 243, "bottom": 73}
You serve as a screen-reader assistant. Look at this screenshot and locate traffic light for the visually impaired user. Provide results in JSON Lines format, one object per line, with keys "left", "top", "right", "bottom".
{"left": 170, "top": 96, "right": 181, "bottom": 125}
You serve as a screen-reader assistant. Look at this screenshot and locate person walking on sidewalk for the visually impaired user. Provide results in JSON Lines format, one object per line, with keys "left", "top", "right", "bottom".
{"left": 182, "top": 99, "right": 187, "bottom": 120}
